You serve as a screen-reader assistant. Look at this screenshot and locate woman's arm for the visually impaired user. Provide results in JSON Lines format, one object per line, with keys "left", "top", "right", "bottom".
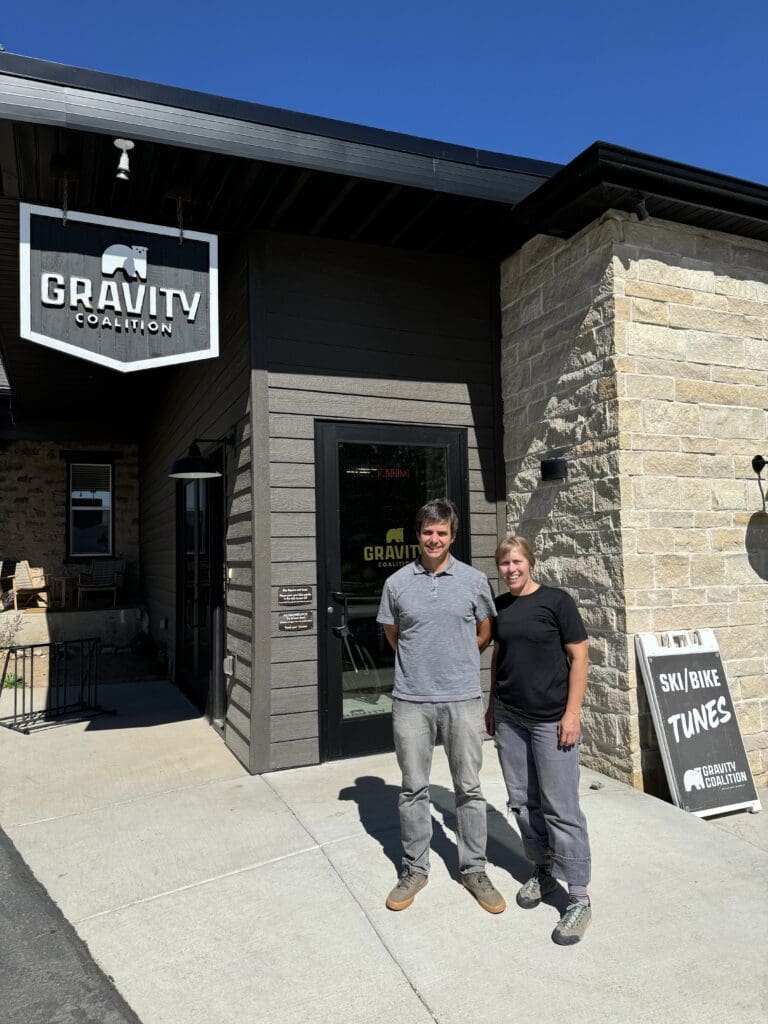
{"left": 557, "top": 640, "right": 589, "bottom": 748}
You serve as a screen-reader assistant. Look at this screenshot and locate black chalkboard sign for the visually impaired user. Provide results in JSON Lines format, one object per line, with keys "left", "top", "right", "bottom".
{"left": 636, "top": 631, "right": 760, "bottom": 816}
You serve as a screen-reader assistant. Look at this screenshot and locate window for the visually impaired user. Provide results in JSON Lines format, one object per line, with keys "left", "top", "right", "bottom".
{"left": 69, "top": 463, "right": 113, "bottom": 557}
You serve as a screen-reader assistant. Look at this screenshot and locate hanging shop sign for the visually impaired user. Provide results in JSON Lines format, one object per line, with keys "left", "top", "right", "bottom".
{"left": 635, "top": 629, "right": 760, "bottom": 817}
{"left": 20, "top": 204, "right": 218, "bottom": 372}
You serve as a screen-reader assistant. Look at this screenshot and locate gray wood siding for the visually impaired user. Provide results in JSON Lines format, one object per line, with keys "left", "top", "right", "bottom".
{"left": 139, "top": 239, "right": 253, "bottom": 769}
{"left": 256, "top": 233, "right": 502, "bottom": 770}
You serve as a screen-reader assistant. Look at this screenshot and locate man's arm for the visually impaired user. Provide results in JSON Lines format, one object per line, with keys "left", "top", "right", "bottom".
{"left": 383, "top": 624, "right": 399, "bottom": 652}
{"left": 476, "top": 615, "right": 492, "bottom": 651}
{"left": 557, "top": 640, "right": 589, "bottom": 747}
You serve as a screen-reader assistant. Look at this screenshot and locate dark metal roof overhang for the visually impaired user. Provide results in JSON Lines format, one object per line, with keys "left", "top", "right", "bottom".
{"left": 0, "top": 53, "right": 561, "bottom": 438}
{"left": 504, "top": 142, "right": 768, "bottom": 255}
{"left": 0, "top": 52, "right": 558, "bottom": 212}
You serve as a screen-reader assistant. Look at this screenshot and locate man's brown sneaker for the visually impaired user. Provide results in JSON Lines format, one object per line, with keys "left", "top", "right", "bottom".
{"left": 386, "top": 869, "right": 428, "bottom": 911}
{"left": 461, "top": 871, "right": 506, "bottom": 914}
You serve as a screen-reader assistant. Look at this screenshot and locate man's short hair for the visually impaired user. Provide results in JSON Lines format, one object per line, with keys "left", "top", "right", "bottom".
{"left": 414, "top": 498, "right": 459, "bottom": 538}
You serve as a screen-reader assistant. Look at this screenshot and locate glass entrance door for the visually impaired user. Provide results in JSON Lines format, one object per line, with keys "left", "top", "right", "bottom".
{"left": 176, "top": 466, "right": 226, "bottom": 722}
{"left": 316, "top": 422, "right": 469, "bottom": 759}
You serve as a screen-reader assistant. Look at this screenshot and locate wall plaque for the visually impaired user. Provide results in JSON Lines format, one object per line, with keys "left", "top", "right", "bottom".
{"left": 278, "top": 611, "right": 314, "bottom": 632}
{"left": 636, "top": 629, "right": 760, "bottom": 817}
{"left": 277, "top": 586, "right": 313, "bottom": 605}
{"left": 20, "top": 203, "right": 218, "bottom": 372}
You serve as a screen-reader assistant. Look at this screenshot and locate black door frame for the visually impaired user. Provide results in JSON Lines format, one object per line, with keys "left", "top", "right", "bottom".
{"left": 175, "top": 450, "right": 227, "bottom": 724}
{"left": 315, "top": 420, "right": 470, "bottom": 761}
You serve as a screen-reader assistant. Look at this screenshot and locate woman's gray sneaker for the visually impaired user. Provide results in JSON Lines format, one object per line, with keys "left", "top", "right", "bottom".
{"left": 386, "top": 869, "right": 428, "bottom": 911}
{"left": 461, "top": 871, "right": 506, "bottom": 914}
{"left": 516, "top": 872, "right": 558, "bottom": 909}
{"left": 552, "top": 900, "right": 592, "bottom": 945}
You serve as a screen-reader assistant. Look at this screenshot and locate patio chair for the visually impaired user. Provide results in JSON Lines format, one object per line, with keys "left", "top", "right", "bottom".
{"left": 76, "top": 559, "right": 126, "bottom": 608}
{"left": 0, "top": 560, "right": 14, "bottom": 607}
{"left": 11, "top": 561, "right": 49, "bottom": 610}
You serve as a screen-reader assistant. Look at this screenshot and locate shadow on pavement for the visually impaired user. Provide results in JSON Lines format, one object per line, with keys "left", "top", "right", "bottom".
{"left": 84, "top": 681, "right": 200, "bottom": 731}
{"left": 338, "top": 773, "right": 566, "bottom": 903}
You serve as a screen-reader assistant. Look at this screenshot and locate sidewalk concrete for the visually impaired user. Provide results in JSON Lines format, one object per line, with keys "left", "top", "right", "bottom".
{"left": 0, "top": 681, "right": 765, "bottom": 1024}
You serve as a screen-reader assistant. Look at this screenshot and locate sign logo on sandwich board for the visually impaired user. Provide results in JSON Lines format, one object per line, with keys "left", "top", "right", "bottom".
{"left": 635, "top": 629, "right": 760, "bottom": 817}
{"left": 20, "top": 204, "right": 218, "bottom": 373}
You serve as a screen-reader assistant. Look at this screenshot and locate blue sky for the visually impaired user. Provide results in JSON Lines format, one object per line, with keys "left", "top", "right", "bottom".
{"left": 4, "top": 1, "right": 767, "bottom": 182}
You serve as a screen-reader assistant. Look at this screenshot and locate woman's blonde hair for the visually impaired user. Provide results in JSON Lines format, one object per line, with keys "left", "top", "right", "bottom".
{"left": 494, "top": 534, "right": 536, "bottom": 570}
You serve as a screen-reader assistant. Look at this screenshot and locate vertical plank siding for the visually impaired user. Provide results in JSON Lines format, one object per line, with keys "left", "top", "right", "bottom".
{"left": 256, "top": 232, "right": 502, "bottom": 770}
{"left": 140, "top": 239, "right": 253, "bottom": 769}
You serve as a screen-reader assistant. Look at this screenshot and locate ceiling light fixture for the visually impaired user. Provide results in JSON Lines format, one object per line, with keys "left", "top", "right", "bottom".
{"left": 114, "top": 138, "right": 134, "bottom": 182}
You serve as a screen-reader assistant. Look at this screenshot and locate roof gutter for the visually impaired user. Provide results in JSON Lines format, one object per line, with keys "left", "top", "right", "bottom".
{"left": 504, "top": 142, "right": 768, "bottom": 253}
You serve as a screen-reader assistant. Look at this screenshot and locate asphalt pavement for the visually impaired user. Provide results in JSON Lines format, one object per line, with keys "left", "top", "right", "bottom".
{"left": 0, "top": 824, "right": 141, "bottom": 1024}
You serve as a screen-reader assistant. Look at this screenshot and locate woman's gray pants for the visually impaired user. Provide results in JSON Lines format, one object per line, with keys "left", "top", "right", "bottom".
{"left": 392, "top": 697, "right": 487, "bottom": 876}
{"left": 494, "top": 701, "right": 591, "bottom": 886}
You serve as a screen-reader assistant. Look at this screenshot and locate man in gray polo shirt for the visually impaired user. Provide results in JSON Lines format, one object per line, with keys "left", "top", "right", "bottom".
{"left": 377, "top": 497, "right": 505, "bottom": 914}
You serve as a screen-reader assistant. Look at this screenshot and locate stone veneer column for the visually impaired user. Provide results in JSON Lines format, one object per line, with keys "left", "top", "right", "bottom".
{"left": 500, "top": 215, "right": 634, "bottom": 783}
{"left": 500, "top": 211, "right": 768, "bottom": 790}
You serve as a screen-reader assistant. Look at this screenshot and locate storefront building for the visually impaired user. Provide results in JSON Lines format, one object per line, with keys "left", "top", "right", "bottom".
{"left": 1, "top": 54, "right": 765, "bottom": 790}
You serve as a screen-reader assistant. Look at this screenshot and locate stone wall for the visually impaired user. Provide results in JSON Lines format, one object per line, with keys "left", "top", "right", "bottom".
{"left": 500, "top": 216, "right": 633, "bottom": 782}
{"left": 612, "top": 215, "right": 768, "bottom": 787}
{"left": 500, "top": 211, "right": 768, "bottom": 789}
{"left": 0, "top": 440, "right": 139, "bottom": 594}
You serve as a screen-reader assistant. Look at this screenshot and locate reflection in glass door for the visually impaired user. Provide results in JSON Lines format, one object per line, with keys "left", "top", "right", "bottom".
{"left": 317, "top": 423, "right": 469, "bottom": 759}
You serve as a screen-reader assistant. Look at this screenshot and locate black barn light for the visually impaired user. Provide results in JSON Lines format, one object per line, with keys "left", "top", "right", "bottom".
{"left": 169, "top": 436, "right": 235, "bottom": 479}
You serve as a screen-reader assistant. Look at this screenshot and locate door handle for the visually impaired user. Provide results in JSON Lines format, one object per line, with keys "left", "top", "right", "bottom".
{"left": 330, "top": 591, "right": 350, "bottom": 636}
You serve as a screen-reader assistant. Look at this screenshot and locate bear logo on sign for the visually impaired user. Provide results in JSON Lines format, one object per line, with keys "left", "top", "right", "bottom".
{"left": 386, "top": 527, "right": 404, "bottom": 544}
{"left": 683, "top": 767, "right": 705, "bottom": 792}
{"left": 101, "top": 244, "right": 148, "bottom": 281}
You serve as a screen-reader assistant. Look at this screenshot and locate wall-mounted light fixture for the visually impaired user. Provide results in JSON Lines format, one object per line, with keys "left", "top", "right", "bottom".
{"left": 752, "top": 455, "right": 767, "bottom": 512}
{"left": 168, "top": 435, "right": 235, "bottom": 479}
{"left": 540, "top": 457, "right": 568, "bottom": 482}
{"left": 114, "top": 138, "right": 134, "bottom": 181}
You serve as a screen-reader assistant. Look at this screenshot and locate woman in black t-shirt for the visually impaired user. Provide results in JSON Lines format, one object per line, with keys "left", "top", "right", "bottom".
{"left": 485, "top": 535, "right": 592, "bottom": 945}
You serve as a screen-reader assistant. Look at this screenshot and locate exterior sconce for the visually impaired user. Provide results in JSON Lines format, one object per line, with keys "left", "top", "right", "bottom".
{"left": 753, "top": 455, "right": 767, "bottom": 512}
{"left": 540, "top": 458, "right": 568, "bottom": 482}
{"left": 169, "top": 435, "right": 235, "bottom": 479}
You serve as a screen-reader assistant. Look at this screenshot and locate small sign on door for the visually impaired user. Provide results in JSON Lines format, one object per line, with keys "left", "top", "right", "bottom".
{"left": 278, "top": 611, "right": 314, "bottom": 632}
{"left": 278, "top": 586, "right": 313, "bottom": 605}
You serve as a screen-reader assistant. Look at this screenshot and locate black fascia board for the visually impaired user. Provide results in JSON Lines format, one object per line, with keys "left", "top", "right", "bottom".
{"left": 0, "top": 51, "right": 560, "bottom": 180}
{"left": 504, "top": 141, "right": 768, "bottom": 254}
